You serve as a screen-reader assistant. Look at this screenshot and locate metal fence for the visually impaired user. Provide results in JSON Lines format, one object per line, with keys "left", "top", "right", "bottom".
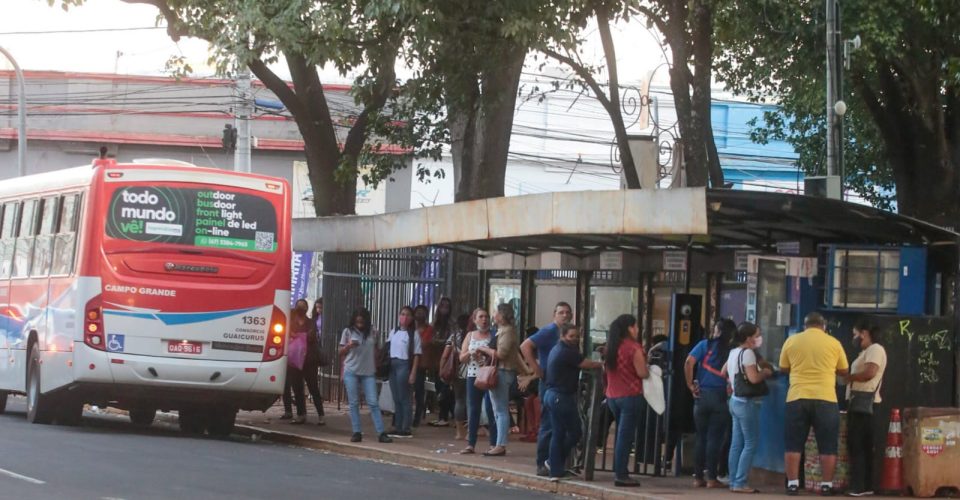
{"left": 318, "top": 248, "right": 451, "bottom": 403}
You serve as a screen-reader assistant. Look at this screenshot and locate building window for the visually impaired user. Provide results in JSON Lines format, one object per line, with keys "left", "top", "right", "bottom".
{"left": 828, "top": 249, "right": 899, "bottom": 310}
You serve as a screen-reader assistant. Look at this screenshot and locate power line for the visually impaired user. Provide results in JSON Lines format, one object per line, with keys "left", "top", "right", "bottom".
{"left": 0, "top": 26, "right": 165, "bottom": 36}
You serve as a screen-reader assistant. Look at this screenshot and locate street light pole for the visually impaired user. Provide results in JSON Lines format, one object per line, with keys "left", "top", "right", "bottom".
{"left": 0, "top": 45, "right": 27, "bottom": 177}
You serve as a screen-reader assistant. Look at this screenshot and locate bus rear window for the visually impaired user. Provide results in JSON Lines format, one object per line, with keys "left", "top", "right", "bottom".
{"left": 106, "top": 186, "right": 278, "bottom": 252}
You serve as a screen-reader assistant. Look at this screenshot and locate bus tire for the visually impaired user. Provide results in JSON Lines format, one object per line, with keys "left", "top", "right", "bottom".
{"left": 206, "top": 408, "right": 237, "bottom": 438}
{"left": 178, "top": 408, "right": 207, "bottom": 434}
{"left": 26, "top": 345, "right": 54, "bottom": 424}
{"left": 0, "top": 391, "right": 7, "bottom": 413}
{"left": 129, "top": 407, "right": 156, "bottom": 426}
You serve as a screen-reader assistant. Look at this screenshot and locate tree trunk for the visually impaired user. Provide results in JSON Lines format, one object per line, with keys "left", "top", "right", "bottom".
{"left": 455, "top": 43, "right": 526, "bottom": 201}
{"left": 690, "top": 0, "right": 724, "bottom": 187}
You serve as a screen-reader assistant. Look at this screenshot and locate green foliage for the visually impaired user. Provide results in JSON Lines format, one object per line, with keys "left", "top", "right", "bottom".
{"left": 716, "top": 0, "right": 960, "bottom": 212}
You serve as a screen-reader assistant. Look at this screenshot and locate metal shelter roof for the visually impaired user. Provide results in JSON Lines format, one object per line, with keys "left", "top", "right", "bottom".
{"left": 293, "top": 188, "right": 958, "bottom": 255}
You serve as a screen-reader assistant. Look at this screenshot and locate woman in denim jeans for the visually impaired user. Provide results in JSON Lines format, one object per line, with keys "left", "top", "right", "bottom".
{"left": 387, "top": 306, "right": 421, "bottom": 438}
{"left": 604, "top": 314, "right": 649, "bottom": 487}
{"left": 685, "top": 318, "right": 736, "bottom": 488}
{"left": 458, "top": 308, "right": 497, "bottom": 455}
{"left": 723, "top": 322, "right": 772, "bottom": 493}
{"left": 339, "top": 308, "right": 392, "bottom": 444}
{"left": 472, "top": 303, "right": 531, "bottom": 456}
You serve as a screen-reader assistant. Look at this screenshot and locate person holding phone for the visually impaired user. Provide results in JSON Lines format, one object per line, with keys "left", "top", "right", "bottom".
{"left": 340, "top": 308, "right": 392, "bottom": 444}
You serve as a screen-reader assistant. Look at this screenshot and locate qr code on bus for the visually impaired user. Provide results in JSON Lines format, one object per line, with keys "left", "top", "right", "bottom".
{"left": 255, "top": 231, "right": 275, "bottom": 251}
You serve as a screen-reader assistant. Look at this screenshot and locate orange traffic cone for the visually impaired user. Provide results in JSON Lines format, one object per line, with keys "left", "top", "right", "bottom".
{"left": 879, "top": 408, "right": 904, "bottom": 495}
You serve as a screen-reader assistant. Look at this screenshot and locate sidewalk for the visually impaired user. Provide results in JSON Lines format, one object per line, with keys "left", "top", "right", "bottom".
{"left": 232, "top": 402, "right": 747, "bottom": 500}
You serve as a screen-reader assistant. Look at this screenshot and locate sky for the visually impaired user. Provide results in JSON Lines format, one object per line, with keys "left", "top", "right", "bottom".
{"left": 0, "top": 0, "right": 670, "bottom": 86}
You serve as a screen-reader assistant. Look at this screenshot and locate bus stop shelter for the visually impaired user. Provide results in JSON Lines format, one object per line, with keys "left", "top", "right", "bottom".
{"left": 294, "top": 187, "right": 960, "bottom": 480}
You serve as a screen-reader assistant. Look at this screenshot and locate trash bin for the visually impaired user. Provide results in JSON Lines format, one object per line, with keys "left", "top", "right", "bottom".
{"left": 902, "top": 407, "right": 960, "bottom": 498}
{"left": 804, "top": 411, "right": 849, "bottom": 492}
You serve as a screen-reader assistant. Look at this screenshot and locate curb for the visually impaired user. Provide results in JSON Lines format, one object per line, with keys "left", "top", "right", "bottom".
{"left": 232, "top": 423, "right": 670, "bottom": 500}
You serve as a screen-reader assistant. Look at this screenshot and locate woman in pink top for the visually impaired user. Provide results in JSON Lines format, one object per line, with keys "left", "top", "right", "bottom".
{"left": 605, "top": 314, "right": 649, "bottom": 488}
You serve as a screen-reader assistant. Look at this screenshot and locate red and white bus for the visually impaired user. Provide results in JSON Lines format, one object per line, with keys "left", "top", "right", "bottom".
{"left": 0, "top": 157, "right": 291, "bottom": 435}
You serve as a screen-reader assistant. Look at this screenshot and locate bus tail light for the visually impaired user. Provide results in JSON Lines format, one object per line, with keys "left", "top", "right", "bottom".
{"left": 84, "top": 296, "right": 105, "bottom": 351}
{"left": 263, "top": 306, "right": 287, "bottom": 362}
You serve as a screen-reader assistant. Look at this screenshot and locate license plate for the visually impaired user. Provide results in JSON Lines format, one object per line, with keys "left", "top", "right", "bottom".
{"left": 168, "top": 341, "right": 203, "bottom": 355}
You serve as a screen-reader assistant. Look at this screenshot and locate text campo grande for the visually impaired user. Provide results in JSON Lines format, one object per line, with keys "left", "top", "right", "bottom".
{"left": 105, "top": 284, "right": 177, "bottom": 297}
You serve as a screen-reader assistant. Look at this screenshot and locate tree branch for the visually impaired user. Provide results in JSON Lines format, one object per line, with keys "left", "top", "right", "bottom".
{"left": 635, "top": 5, "right": 668, "bottom": 34}
{"left": 121, "top": 0, "right": 186, "bottom": 40}
{"left": 540, "top": 47, "right": 615, "bottom": 116}
{"left": 343, "top": 36, "right": 401, "bottom": 158}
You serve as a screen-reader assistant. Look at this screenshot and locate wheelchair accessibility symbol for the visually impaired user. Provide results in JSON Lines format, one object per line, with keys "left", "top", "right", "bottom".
{"left": 106, "top": 334, "right": 125, "bottom": 353}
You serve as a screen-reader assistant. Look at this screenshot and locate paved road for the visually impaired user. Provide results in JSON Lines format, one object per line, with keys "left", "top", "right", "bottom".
{"left": 0, "top": 397, "right": 557, "bottom": 500}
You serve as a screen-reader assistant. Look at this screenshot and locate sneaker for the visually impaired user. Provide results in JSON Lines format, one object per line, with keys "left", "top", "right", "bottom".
{"left": 390, "top": 431, "right": 413, "bottom": 438}
{"left": 614, "top": 477, "right": 641, "bottom": 487}
{"left": 846, "top": 491, "right": 873, "bottom": 497}
{"left": 290, "top": 415, "right": 306, "bottom": 424}
{"left": 536, "top": 465, "right": 550, "bottom": 477}
{"left": 316, "top": 417, "right": 325, "bottom": 426}
{"left": 378, "top": 433, "right": 393, "bottom": 443}
{"left": 350, "top": 432, "right": 362, "bottom": 443}
{"left": 279, "top": 412, "right": 293, "bottom": 420}
{"left": 820, "top": 485, "right": 836, "bottom": 497}
{"left": 786, "top": 484, "right": 800, "bottom": 496}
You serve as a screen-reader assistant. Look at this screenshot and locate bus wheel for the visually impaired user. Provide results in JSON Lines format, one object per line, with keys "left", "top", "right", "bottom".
{"left": 206, "top": 408, "right": 237, "bottom": 438}
{"left": 178, "top": 408, "right": 207, "bottom": 434}
{"left": 129, "top": 407, "right": 157, "bottom": 426}
{"left": 0, "top": 391, "right": 7, "bottom": 414}
{"left": 26, "top": 346, "right": 53, "bottom": 424}
{"left": 56, "top": 399, "right": 84, "bottom": 426}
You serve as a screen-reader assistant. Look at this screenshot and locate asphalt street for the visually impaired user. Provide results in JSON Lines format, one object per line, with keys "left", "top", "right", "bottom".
{"left": 0, "top": 397, "right": 557, "bottom": 500}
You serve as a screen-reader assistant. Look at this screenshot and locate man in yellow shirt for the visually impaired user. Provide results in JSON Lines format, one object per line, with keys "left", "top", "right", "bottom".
{"left": 779, "top": 312, "right": 849, "bottom": 496}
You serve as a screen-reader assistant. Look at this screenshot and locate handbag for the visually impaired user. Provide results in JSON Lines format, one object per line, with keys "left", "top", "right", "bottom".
{"left": 733, "top": 349, "right": 769, "bottom": 398}
{"left": 849, "top": 381, "right": 880, "bottom": 415}
{"left": 287, "top": 332, "right": 308, "bottom": 370}
{"left": 440, "top": 344, "right": 459, "bottom": 382}
{"left": 474, "top": 357, "right": 498, "bottom": 391}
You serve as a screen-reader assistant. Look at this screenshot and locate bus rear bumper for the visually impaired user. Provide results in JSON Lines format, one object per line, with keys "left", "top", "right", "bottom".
{"left": 69, "top": 344, "right": 285, "bottom": 411}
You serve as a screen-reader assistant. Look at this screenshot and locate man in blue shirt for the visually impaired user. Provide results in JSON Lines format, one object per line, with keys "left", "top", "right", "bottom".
{"left": 543, "top": 323, "right": 602, "bottom": 480}
{"left": 684, "top": 319, "right": 736, "bottom": 488}
{"left": 520, "top": 301, "right": 573, "bottom": 477}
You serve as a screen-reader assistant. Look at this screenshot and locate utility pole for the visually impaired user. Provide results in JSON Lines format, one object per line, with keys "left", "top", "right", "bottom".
{"left": 825, "top": 0, "right": 838, "bottom": 178}
{"left": 0, "top": 45, "right": 26, "bottom": 177}
{"left": 234, "top": 69, "right": 252, "bottom": 173}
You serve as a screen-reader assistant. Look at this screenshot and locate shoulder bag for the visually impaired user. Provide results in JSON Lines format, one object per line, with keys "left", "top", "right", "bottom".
{"left": 474, "top": 356, "right": 498, "bottom": 391}
{"left": 733, "top": 349, "right": 769, "bottom": 398}
{"left": 849, "top": 381, "right": 880, "bottom": 414}
{"left": 439, "top": 339, "right": 459, "bottom": 382}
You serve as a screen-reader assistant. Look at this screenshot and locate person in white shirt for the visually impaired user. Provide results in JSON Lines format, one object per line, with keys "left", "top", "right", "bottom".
{"left": 387, "top": 306, "right": 422, "bottom": 438}
{"left": 844, "top": 320, "right": 887, "bottom": 497}
{"left": 722, "top": 322, "right": 773, "bottom": 494}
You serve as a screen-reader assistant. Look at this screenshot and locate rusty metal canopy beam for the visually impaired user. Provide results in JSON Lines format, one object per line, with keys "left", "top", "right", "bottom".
{"left": 293, "top": 188, "right": 958, "bottom": 255}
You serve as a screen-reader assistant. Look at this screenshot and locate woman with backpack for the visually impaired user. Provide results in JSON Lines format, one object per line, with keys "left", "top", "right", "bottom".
{"left": 387, "top": 306, "right": 421, "bottom": 438}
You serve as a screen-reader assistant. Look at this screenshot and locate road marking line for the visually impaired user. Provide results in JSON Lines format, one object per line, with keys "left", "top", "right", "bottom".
{"left": 0, "top": 467, "right": 46, "bottom": 485}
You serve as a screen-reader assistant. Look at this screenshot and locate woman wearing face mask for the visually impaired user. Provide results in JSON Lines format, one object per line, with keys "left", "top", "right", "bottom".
{"left": 684, "top": 318, "right": 736, "bottom": 488}
{"left": 387, "top": 306, "right": 421, "bottom": 438}
{"left": 844, "top": 320, "right": 887, "bottom": 497}
{"left": 458, "top": 308, "right": 498, "bottom": 455}
{"left": 722, "top": 322, "right": 773, "bottom": 494}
